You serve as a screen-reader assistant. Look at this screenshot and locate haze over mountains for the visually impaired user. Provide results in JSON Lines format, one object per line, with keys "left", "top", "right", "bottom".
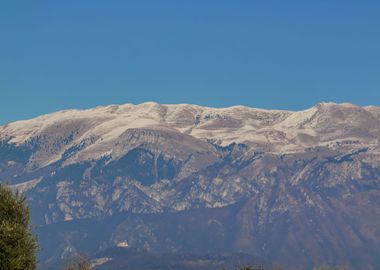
{"left": 1, "top": 102, "right": 380, "bottom": 269}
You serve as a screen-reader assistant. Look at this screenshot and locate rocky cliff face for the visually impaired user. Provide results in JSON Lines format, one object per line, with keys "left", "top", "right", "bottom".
{"left": 1, "top": 102, "right": 380, "bottom": 269}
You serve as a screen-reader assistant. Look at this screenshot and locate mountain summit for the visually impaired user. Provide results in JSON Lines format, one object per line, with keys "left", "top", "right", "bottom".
{"left": 1, "top": 102, "right": 380, "bottom": 269}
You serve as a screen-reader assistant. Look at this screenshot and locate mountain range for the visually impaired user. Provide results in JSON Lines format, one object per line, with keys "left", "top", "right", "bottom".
{"left": 1, "top": 102, "right": 380, "bottom": 269}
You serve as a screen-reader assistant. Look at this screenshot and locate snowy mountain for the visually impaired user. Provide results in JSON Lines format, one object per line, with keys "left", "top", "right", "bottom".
{"left": 1, "top": 102, "right": 380, "bottom": 269}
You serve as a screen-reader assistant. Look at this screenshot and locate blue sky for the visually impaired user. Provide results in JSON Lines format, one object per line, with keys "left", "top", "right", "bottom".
{"left": 1, "top": 1, "right": 379, "bottom": 124}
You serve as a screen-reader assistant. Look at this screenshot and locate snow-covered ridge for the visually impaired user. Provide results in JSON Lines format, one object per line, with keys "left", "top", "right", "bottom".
{"left": 1, "top": 102, "right": 379, "bottom": 168}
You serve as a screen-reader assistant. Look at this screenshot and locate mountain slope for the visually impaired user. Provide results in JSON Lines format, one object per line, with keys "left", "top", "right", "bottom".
{"left": 1, "top": 102, "right": 380, "bottom": 269}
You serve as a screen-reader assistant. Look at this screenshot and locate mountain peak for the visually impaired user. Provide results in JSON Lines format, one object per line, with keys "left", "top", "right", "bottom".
{"left": 1, "top": 102, "right": 379, "bottom": 161}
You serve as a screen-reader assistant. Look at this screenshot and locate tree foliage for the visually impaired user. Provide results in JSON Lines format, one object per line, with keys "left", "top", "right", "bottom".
{"left": 0, "top": 184, "right": 38, "bottom": 270}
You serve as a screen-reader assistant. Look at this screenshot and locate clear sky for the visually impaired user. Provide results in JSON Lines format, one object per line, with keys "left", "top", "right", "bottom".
{"left": 1, "top": 1, "right": 379, "bottom": 124}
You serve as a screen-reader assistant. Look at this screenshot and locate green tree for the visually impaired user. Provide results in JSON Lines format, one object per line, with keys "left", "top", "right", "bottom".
{"left": 0, "top": 184, "right": 38, "bottom": 270}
